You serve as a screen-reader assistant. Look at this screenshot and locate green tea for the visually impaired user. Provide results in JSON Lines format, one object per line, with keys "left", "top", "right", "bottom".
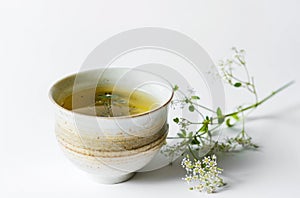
{"left": 60, "top": 86, "right": 159, "bottom": 117}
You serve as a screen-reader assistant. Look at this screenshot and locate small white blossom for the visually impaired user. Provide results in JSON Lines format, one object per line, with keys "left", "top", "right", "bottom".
{"left": 195, "top": 161, "right": 201, "bottom": 168}
{"left": 209, "top": 160, "right": 217, "bottom": 167}
{"left": 184, "top": 175, "right": 193, "bottom": 183}
{"left": 212, "top": 154, "right": 217, "bottom": 160}
{"left": 203, "top": 156, "right": 210, "bottom": 164}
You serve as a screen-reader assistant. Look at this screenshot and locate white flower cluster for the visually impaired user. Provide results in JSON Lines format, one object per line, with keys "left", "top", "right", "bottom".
{"left": 181, "top": 155, "right": 225, "bottom": 193}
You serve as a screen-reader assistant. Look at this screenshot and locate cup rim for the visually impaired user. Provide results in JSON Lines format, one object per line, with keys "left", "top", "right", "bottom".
{"left": 49, "top": 67, "right": 174, "bottom": 119}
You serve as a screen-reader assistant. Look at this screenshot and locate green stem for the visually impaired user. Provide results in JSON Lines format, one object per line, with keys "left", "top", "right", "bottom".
{"left": 224, "top": 81, "right": 295, "bottom": 118}
{"left": 192, "top": 103, "right": 216, "bottom": 113}
{"left": 188, "top": 145, "right": 199, "bottom": 160}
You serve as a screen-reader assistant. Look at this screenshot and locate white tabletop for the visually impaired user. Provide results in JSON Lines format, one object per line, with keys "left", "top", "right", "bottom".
{"left": 1, "top": 0, "right": 300, "bottom": 197}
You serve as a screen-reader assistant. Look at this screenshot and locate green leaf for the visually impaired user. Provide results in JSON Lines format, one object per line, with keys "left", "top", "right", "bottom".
{"left": 173, "top": 85, "right": 179, "bottom": 91}
{"left": 188, "top": 105, "right": 195, "bottom": 112}
{"left": 216, "top": 107, "right": 222, "bottom": 117}
{"left": 177, "top": 133, "right": 185, "bottom": 138}
{"left": 226, "top": 118, "right": 234, "bottom": 127}
{"left": 173, "top": 117, "right": 179, "bottom": 123}
{"left": 234, "top": 82, "right": 242, "bottom": 87}
{"left": 188, "top": 132, "right": 193, "bottom": 137}
{"left": 191, "top": 96, "right": 200, "bottom": 100}
{"left": 199, "top": 123, "right": 208, "bottom": 132}
{"left": 191, "top": 138, "right": 200, "bottom": 145}
{"left": 181, "top": 129, "right": 187, "bottom": 136}
{"left": 217, "top": 107, "right": 225, "bottom": 124}
{"left": 232, "top": 113, "right": 239, "bottom": 121}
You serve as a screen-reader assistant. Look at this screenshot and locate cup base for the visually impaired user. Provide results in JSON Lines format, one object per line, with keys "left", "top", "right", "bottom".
{"left": 88, "top": 172, "right": 136, "bottom": 184}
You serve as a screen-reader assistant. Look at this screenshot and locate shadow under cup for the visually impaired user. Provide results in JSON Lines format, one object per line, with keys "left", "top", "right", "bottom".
{"left": 49, "top": 68, "right": 174, "bottom": 184}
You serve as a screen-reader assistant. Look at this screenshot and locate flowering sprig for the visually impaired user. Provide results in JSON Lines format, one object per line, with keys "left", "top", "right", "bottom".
{"left": 166, "top": 47, "right": 294, "bottom": 193}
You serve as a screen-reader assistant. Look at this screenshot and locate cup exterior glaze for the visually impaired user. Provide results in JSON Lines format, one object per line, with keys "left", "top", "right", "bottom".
{"left": 49, "top": 68, "right": 173, "bottom": 184}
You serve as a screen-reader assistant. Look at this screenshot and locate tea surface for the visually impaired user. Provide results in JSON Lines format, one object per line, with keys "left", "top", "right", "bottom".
{"left": 61, "top": 86, "right": 159, "bottom": 117}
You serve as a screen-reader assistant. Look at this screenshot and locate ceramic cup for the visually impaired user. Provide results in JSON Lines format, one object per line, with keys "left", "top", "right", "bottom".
{"left": 49, "top": 68, "right": 173, "bottom": 184}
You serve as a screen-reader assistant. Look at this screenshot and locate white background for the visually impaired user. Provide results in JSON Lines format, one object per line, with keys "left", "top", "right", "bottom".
{"left": 1, "top": 0, "right": 300, "bottom": 197}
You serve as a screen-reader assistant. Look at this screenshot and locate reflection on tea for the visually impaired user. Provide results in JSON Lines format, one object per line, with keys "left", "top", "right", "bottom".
{"left": 61, "top": 86, "right": 159, "bottom": 117}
